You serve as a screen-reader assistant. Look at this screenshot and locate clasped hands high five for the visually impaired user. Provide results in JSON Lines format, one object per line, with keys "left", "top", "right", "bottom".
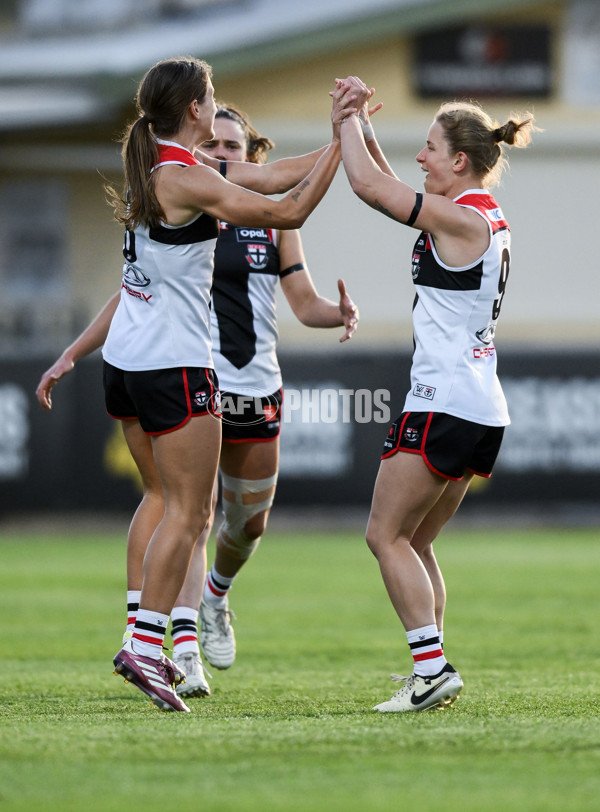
{"left": 330, "top": 76, "right": 382, "bottom": 137}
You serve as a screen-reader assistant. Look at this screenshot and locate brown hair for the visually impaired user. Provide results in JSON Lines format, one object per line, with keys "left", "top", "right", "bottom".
{"left": 214, "top": 102, "right": 274, "bottom": 164}
{"left": 435, "top": 101, "right": 537, "bottom": 188}
{"left": 107, "top": 56, "right": 212, "bottom": 229}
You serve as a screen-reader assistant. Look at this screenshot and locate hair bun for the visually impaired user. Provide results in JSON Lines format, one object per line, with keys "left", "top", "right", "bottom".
{"left": 492, "top": 126, "right": 504, "bottom": 143}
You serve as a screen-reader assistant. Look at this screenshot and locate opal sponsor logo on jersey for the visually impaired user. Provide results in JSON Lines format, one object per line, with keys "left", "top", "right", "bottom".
{"left": 235, "top": 228, "right": 271, "bottom": 242}
{"left": 413, "top": 383, "right": 436, "bottom": 401}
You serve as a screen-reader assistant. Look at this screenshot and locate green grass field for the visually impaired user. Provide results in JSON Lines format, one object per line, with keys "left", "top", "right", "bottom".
{"left": 1, "top": 521, "right": 599, "bottom": 812}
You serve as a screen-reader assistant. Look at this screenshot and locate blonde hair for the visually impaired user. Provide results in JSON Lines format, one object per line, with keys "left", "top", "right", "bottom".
{"left": 435, "top": 100, "right": 537, "bottom": 188}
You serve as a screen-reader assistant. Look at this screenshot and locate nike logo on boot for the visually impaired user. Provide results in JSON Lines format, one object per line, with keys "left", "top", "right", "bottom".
{"left": 410, "top": 676, "right": 450, "bottom": 706}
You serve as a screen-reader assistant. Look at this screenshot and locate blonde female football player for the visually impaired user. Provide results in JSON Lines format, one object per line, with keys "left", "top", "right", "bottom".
{"left": 332, "top": 76, "right": 536, "bottom": 712}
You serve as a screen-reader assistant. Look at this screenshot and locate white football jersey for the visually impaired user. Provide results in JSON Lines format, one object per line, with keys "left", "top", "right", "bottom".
{"left": 403, "top": 189, "right": 511, "bottom": 426}
{"left": 103, "top": 141, "right": 219, "bottom": 372}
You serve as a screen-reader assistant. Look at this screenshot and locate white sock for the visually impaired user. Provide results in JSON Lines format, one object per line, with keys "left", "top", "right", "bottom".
{"left": 171, "top": 606, "right": 200, "bottom": 656}
{"left": 407, "top": 624, "right": 447, "bottom": 677}
{"left": 131, "top": 608, "right": 169, "bottom": 660}
{"left": 203, "top": 566, "right": 236, "bottom": 607}
{"left": 126, "top": 590, "right": 141, "bottom": 638}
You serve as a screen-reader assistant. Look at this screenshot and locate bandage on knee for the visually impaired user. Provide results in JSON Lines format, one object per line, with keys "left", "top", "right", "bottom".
{"left": 218, "top": 473, "right": 278, "bottom": 560}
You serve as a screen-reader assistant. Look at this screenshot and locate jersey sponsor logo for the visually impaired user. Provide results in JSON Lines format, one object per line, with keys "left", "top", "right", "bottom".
{"left": 473, "top": 346, "right": 496, "bottom": 358}
{"left": 236, "top": 227, "right": 271, "bottom": 243}
{"left": 414, "top": 235, "right": 427, "bottom": 253}
{"left": 476, "top": 324, "right": 496, "bottom": 344}
{"left": 486, "top": 207, "right": 504, "bottom": 222}
{"left": 245, "top": 243, "right": 269, "bottom": 270}
{"left": 413, "top": 383, "right": 436, "bottom": 400}
{"left": 123, "top": 265, "right": 151, "bottom": 288}
{"left": 121, "top": 281, "right": 152, "bottom": 302}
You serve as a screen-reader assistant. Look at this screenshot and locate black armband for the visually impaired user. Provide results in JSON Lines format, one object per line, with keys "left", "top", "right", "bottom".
{"left": 404, "top": 192, "right": 423, "bottom": 227}
{"left": 219, "top": 160, "right": 227, "bottom": 177}
{"left": 280, "top": 262, "right": 307, "bottom": 279}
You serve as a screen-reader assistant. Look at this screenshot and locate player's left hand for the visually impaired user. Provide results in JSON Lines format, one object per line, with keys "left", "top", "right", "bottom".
{"left": 35, "top": 354, "right": 74, "bottom": 410}
{"left": 337, "top": 277, "right": 359, "bottom": 342}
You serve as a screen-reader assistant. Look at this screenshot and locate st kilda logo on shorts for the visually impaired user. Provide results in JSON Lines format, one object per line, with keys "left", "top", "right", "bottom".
{"left": 198, "top": 390, "right": 221, "bottom": 414}
{"left": 404, "top": 427, "right": 420, "bottom": 443}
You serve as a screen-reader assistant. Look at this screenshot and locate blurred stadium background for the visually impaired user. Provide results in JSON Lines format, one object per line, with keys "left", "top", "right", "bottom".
{"left": 1, "top": 0, "right": 599, "bottom": 522}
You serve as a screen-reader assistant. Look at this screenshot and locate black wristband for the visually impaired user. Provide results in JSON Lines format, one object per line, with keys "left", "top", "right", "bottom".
{"left": 219, "top": 160, "right": 227, "bottom": 177}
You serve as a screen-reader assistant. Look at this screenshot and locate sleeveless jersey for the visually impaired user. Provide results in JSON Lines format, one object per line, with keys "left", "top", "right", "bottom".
{"left": 102, "top": 139, "right": 219, "bottom": 372}
{"left": 211, "top": 221, "right": 283, "bottom": 396}
{"left": 403, "top": 188, "right": 511, "bottom": 426}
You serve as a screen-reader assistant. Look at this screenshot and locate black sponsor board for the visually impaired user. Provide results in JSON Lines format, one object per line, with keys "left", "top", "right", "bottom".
{"left": 413, "top": 25, "right": 553, "bottom": 99}
{"left": 2, "top": 349, "right": 599, "bottom": 517}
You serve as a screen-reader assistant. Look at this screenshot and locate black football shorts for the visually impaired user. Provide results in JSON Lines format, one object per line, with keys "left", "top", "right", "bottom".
{"left": 103, "top": 362, "right": 220, "bottom": 435}
{"left": 220, "top": 388, "right": 282, "bottom": 443}
{"left": 381, "top": 410, "right": 504, "bottom": 480}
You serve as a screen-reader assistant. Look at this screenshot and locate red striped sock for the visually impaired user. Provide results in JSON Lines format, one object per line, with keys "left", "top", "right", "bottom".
{"left": 407, "top": 624, "right": 446, "bottom": 677}
{"left": 171, "top": 606, "right": 200, "bottom": 656}
{"left": 203, "top": 566, "right": 235, "bottom": 607}
{"left": 131, "top": 608, "right": 169, "bottom": 660}
{"left": 126, "top": 590, "right": 141, "bottom": 638}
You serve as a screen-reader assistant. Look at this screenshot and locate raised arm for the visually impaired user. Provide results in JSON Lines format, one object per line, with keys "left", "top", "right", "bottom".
{"left": 199, "top": 146, "right": 329, "bottom": 194}
{"left": 338, "top": 112, "right": 418, "bottom": 222}
{"left": 279, "top": 229, "right": 359, "bottom": 342}
{"left": 332, "top": 77, "right": 482, "bottom": 244}
{"left": 162, "top": 138, "right": 342, "bottom": 230}
{"left": 358, "top": 93, "right": 397, "bottom": 179}
{"left": 35, "top": 291, "right": 119, "bottom": 410}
